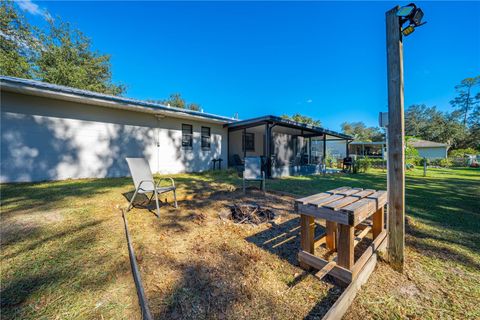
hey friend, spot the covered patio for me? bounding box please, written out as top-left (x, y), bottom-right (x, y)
top-left (225, 115), bottom-right (353, 177)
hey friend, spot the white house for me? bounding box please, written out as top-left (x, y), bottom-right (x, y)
top-left (348, 139), bottom-right (449, 160)
top-left (408, 139), bottom-right (449, 159)
top-left (0, 76), bottom-right (351, 182)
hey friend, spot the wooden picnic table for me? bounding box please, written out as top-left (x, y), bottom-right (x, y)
top-left (294, 186), bottom-right (387, 284)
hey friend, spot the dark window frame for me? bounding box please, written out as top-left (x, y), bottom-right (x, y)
top-left (182, 124), bottom-right (193, 149)
top-left (242, 132), bottom-right (255, 152)
top-left (201, 126), bottom-right (211, 150)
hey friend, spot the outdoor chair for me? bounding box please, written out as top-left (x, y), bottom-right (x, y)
top-left (231, 154), bottom-right (244, 174)
top-left (243, 156), bottom-right (266, 193)
top-left (125, 157), bottom-right (177, 218)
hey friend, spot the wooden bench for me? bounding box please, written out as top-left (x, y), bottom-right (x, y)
top-left (294, 186), bottom-right (387, 284)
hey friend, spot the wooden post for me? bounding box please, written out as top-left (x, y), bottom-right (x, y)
top-left (337, 224), bottom-right (354, 269)
top-left (372, 206), bottom-right (385, 240)
top-left (323, 134), bottom-right (327, 175)
top-left (300, 214), bottom-right (315, 270)
top-left (326, 221), bottom-right (337, 251)
top-left (386, 6), bottom-right (405, 272)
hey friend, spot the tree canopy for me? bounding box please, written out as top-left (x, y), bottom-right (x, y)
top-left (404, 75), bottom-right (479, 151)
top-left (281, 113), bottom-right (321, 126)
top-left (147, 93), bottom-right (202, 111)
top-left (340, 122), bottom-right (384, 142)
top-left (1, 0), bottom-right (125, 95)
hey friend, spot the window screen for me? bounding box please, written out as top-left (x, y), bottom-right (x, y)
top-left (201, 126), bottom-right (211, 149)
top-left (182, 124), bottom-right (193, 148)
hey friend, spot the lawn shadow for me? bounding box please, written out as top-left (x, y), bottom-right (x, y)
top-left (246, 217), bottom-right (342, 318)
top-left (1, 218), bottom-right (130, 319)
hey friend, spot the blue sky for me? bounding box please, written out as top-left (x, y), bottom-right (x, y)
top-left (19, 1), bottom-right (480, 131)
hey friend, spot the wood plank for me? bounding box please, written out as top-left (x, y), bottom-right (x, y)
top-left (299, 214), bottom-right (315, 270)
top-left (321, 249), bottom-right (379, 320)
top-left (297, 251), bottom-right (352, 283)
top-left (338, 188), bottom-right (363, 196)
top-left (326, 187), bottom-right (351, 194)
top-left (341, 198), bottom-right (375, 215)
top-left (367, 190), bottom-right (388, 208)
top-left (314, 233), bottom-right (327, 249)
top-left (341, 198), bottom-right (377, 226)
top-left (323, 196), bottom-right (360, 210)
top-left (355, 221), bottom-right (372, 230)
top-left (372, 207), bottom-right (385, 239)
top-left (296, 203), bottom-right (350, 225)
top-left (352, 230), bottom-right (387, 278)
top-left (351, 189), bottom-right (375, 198)
top-left (337, 224), bottom-right (354, 269)
top-left (326, 221), bottom-right (337, 251)
top-left (386, 5), bottom-right (405, 273)
top-left (309, 194), bottom-right (345, 207)
top-left (315, 261), bottom-right (337, 281)
top-left (354, 226), bottom-right (372, 247)
top-left (295, 192), bottom-right (331, 205)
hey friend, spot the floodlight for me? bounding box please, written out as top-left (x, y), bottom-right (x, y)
top-left (396, 3), bottom-right (426, 37)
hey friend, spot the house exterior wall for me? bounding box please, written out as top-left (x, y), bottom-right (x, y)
top-left (228, 129), bottom-right (265, 160)
top-left (415, 146), bottom-right (447, 159)
top-left (1, 91), bottom-right (227, 182)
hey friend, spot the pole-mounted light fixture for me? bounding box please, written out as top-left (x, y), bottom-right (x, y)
top-left (396, 3), bottom-right (426, 36)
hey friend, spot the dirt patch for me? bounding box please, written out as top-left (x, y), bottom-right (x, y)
top-left (1, 209), bottom-right (64, 245)
top-left (221, 202), bottom-right (276, 224)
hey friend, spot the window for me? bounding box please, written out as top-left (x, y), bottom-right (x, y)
top-left (242, 132), bottom-right (255, 152)
top-left (182, 124), bottom-right (193, 148)
top-left (201, 126), bottom-right (211, 149)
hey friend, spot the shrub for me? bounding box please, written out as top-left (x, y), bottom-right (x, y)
top-left (449, 157), bottom-right (469, 167)
top-left (429, 158), bottom-right (452, 167)
top-left (356, 157), bottom-right (372, 173)
top-left (449, 148), bottom-right (478, 157)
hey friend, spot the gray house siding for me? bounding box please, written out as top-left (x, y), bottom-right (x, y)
top-left (416, 147), bottom-right (447, 159)
top-left (1, 91), bottom-right (227, 182)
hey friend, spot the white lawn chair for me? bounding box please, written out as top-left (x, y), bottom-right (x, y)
top-left (243, 156), bottom-right (266, 193)
top-left (125, 157), bottom-right (177, 218)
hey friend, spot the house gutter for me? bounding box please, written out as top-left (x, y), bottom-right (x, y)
top-left (0, 77), bottom-right (234, 125)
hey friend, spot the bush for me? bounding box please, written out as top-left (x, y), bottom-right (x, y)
top-left (449, 148), bottom-right (478, 157)
top-left (429, 158), bottom-right (452, 167)
top-left (449, 157), bottom-right (469, 167)
top-left (355, 157), bottom-right (372, 173)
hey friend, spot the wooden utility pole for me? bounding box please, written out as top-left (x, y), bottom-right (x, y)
top-left (386, 6), bottom-right (405, 272)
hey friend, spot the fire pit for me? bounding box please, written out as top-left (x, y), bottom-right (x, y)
top-left (223, 203), bottom-right (275, 225)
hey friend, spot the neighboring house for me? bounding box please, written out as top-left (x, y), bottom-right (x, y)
top-left (1, 76), bottom-right (351, 182)
top-left (348, 141), bottom-right (386, 158)
top-left (349, 139), bottom-right (449, 160)
top-left (408, 139), bottom-right (449, 159)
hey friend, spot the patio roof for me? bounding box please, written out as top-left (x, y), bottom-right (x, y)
top-left (224, 115), bottom-right (353, 140)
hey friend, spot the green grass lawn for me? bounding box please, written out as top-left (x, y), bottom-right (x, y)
top-left (1, 167), bottom-right (479, 319)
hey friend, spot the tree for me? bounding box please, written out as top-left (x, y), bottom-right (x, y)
top-left (0, 1), bottom-right (125, 95)
top-left (405, 104), bottom-right (467, 149)
top-left (450, 76), bottom-right (480, 126)
top-left (36, 19), bottom-right (125, 95)
top-left (188, 102), bottom-right (201, 111)
top-left (341, 122), bottom-right (384, 141)
top-left (281, 113), bottom-right (321, 126)
top-left (151, 93), bottom-right (202, 111)
top-left (0, 0), bottom-right (36, 78)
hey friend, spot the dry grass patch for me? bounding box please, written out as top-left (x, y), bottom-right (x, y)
top-left (126, 189), bottom-right (344, 319)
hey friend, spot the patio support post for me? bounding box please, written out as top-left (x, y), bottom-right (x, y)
top-left (243, 128), bottom-right (247, 159)
top-left (264, 123), bottom-right (271, 178)
top-left (323, 134), bottom-right (327, 174)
